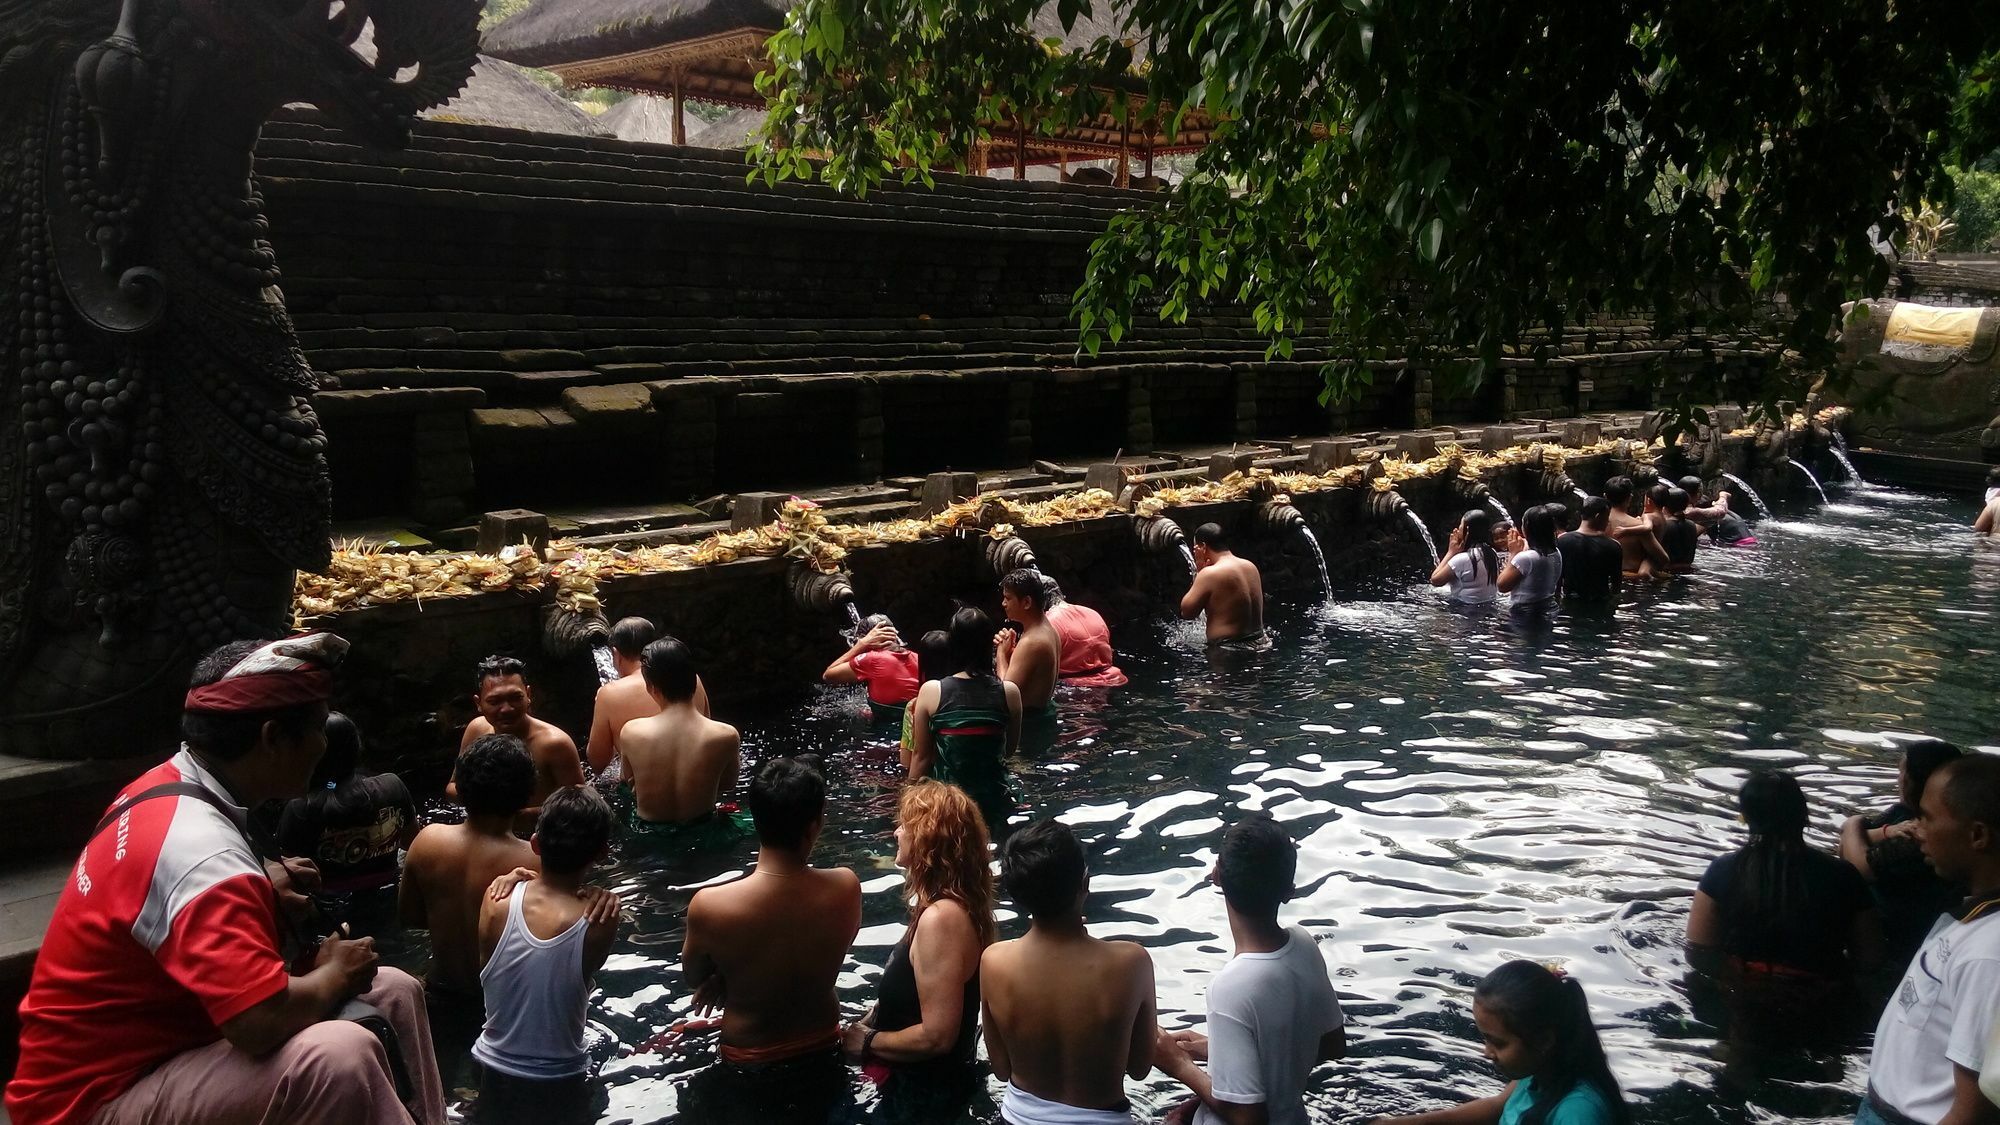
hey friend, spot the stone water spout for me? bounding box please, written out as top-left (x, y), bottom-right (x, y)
top-left (788, 564), bottom-right (857, 615)
top-left (1253, 499), bottom-right (1308, 535)
top-left (1136, 515), bottom-right (1188, 554)
top-left (1368, 488), bottom-right (1411, 522)
top-left (541, 599), bottom-right (617, 686)
top-left (984, 534), bottom-right (1040, 577)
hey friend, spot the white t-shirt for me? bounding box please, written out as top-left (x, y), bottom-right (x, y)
top-left (1507, 548), bottom-right (1563, 608)
top-left (1869, 909), bottom-right (2000, 1122)
top-left (1445, 552), bottom-right (1499, 605)
top-left (1195, 926), bottom-right (1345, 1125)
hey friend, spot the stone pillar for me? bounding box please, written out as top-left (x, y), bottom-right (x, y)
top-left (1233, 365), bottom-right (1259, 441)
top-left (1124, 370), bottom-right (1154, 453)
top-left (1006, 379), bottom-right (1035, 464)
top-left (1499, 371), bottom-right (1519, 421)
top-left (1208, 451), bottom-right (1256, 480)
top-left (731, 492), bottom-right (790, 530)
top-left (919, 472), bottom-right (979, 516)
top-left (477, 509), bottom-right (550, 557)
top-left (1306, 438), bottom-right (1363, 471)
top-left (1411, 368), bottom-right (1434, 429)
top-left (853, 382), bottom-right (884, 481)
top-left (1084, 463), bottom-right (1128, 494)
top-left (1395, 432), bottom-right (1439, 460)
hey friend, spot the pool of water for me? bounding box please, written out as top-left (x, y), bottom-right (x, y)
top-left (415, 480), bottom-right (2000, 1124)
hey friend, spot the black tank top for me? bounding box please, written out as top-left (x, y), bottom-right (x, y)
top-left (876, 911), bottom-right (981, 1065)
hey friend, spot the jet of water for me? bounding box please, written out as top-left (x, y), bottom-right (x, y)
top-left (1828, 434), bottom-right (1862, 484)
top-left (1788, 459), bottom-right (1830, 505)
top-left (1483, 494), bottom-right (1513, 525)
top-left (1403, 509), bottom-right (1442, 566)
top-left (589, 641), bottom-right (619, 687)
top-left (845, 601), bottom-right (865, 630)
top-left (1177, 544), bottom-right (1197, 581)
top-left (1296, 525), bottom-right (1334, 605)
top-left (1719, 472), bottom-right (1773, 519)
top-left (1572, 487), bottom-right (1590, 503)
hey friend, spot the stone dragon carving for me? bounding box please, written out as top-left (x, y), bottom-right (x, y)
top-left (1838, 298), bottom-right (2000, 463)
top-left (0, 0), bottom-right (478, 757)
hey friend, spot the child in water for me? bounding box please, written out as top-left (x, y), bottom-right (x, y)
top-left (1377, 960), bottom-right (1629, 1125)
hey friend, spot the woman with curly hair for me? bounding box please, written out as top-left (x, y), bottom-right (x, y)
top-left (842, 780), bottom-right (997, 1113)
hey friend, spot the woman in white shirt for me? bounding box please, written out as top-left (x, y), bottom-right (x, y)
top-left (1499, 503), bottom-right (1565, 612)
top-left (1430, 509), bottom-right (1500, 605)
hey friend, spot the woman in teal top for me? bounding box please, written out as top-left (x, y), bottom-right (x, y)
top-left (1379, 960), bottom-right (1629, 1125)
top-left (907, 608), bottom-right (1022, 834)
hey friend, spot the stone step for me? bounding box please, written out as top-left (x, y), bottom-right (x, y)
top-left (544, 503), bottom-right (705, 538)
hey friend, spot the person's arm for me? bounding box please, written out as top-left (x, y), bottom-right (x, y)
top-left (1943, 1063), bottom-right (2000, 1125)
top-left (549, 731), bottom-right (587, 791)
top-left (1004, 681), bottom-right (1023, 757)
top-left (1840, 814), bottom-right (1878, 881)
top-left (585, 687), bottom-right (616, 774)
top-left (1179, 570), bottom-right (1211, 619)
top-left (694, 676), bottom-right (712, 718)
top-left (581, 893), bottom-right (622, 977)
top-left (860, 901), bottom-right (979, 1062)
top-left (1319, 1023), bottom-right (1348, 1062)
top-left (1497, 559), bottom-right (1524, 593)
top-left (1373, 1088), bottom-right (1513, 1125)
top-left (1154, 1030), bottom-right (1270, 1125)
top-left (1847, 905), bottom-right (1885, 976)
top-left (716, 728), bottom-right (742, 804)
top-left (909, 682), bottom-right (940, 778)
top-left (1977, 502), bottom-right (1998, 535)
top-left (397, 836), bottom-right (430, 928)
top-left (476, 881), bottom-right (509, 968)
top-left (682, 894), bottom-right (721, 1014)
top-left (1685, 889), bottom-right (1723, 949)
top-left (980, 948), bottom-right (1012, 1083)
top-left (1126, 945), bottom-right (1158, 1081)
top-left (825, 626), bottom-right (891, 684)
top-left (220, 935), bottom-right (377, 1057)
top-left (993, 627), bottom-right (1018, 685)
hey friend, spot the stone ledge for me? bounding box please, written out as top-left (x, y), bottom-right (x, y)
top-left (315, 386), bottom-right (486, 417)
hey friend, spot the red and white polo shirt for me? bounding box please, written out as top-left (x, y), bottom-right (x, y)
top-left (6, 751), bottom-right (289, 1125)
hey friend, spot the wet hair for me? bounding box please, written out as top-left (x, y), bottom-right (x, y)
top-left (1001, 568), bottom-right (1049, 612)
top-left (1938, 754), bottom-right (2000, 838)
top-left (457, 733), bottom-right (535, 817)
top-left (307, 712), bottom-right (364, 791)
top-left (1901, 739), bottom-right (1964, 807)
top-left (640, 636), bottom-right (698, 702)
top-left (1040, 573), bottom-right (1066, 605)
top-left (609, 617), bottom-right (658, 659)
top-left (1193, 523), bottom-right (1228, 551)
top-left (915, 629), bottom-right (952, 682)
top-left (1603, 477), bottom-right (1635, 506)
top-left (1001, 817), bottom-right (1088, 922)
top-left (1678, 476), bottom-right (1706, 498)
top-left (947, 606), bottom-right (999, 676)
top-left (1580, 496), bottom-right (1610, 528)
top-left (1521, 505), bottom-right (1560, 555)
top-left (747, 755), bottom-right (827, 850)
top-left (1475, 961), bottom-right (1630, 1125)
top-left (1722, 770), bottom-right (1815, 966)
top-left (475, 654), bottom-right (529, 694)
top-left (1646, 482), bottom-right (1672, 510)
top-left (1664, 488), bottom-right (1690, 516)
top-left (1989, 467), bottom-right (2000, 488)
top-left (1456, 509), bottom-right (1499, 583)
top-left (536, 786), bottom-right (613, 874)
top-left (863, 613), bottom-right (895, 634)
top-left (897, 780), bottom-right (999, 946)
top-left (181, 640), bottom-right (326, 761)
top-left (1217, 813), bottom-right (1296, 919)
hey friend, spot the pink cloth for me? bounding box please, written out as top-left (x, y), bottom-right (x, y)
top-left (851, 649), bottom-right (921, 706)
top-left (89, 967), bottom-right (444, 1125)
top-left (1047, 603), bottom-right (1127, 687)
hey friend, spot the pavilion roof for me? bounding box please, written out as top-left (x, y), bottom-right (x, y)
top-left (425, 55), bottom-right (611, 136)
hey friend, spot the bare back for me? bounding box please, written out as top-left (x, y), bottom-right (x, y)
top-left (586, 675), bottom-right (655, 774)
top-left (399, 822), bottom-right (537, 995)
top-left (1186, 553), bottom-right (1264, 642)
top-left (1007, 621), bottom-right (1062, 711)
top-left (616, 704), bottom-right (740, 824)
top-left (981, 930), bottom-right (1155, 1109)
top-left (684, 867), bottom-right (862, 1050)
top-left (1607, 508), bottom-right (1658, 573)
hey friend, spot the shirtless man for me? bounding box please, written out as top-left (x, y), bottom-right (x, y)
top-left (1677, 476), bottom-right (1734, 531)
top-left (402, 733), bottom-right (539, 1000)
top-left (616, 637), bottom-right (741, 826)
top-left (451, 656), bottom-right (584, 827)
top-left (995, 568), bottom-right (1061, 713)
top-left (680, 756), bottom-right (862, 1124)
top-left (1657, 488), bottom-right (1701, 572)
top-left (586, 618), bottom-right (713, 775)
top-left (983, 817), bottom-right (1157, 1125)
top-left (1179, 523), bottom-right (1269, 651)
top-left (1603, 476), bottom-right (1668, 580)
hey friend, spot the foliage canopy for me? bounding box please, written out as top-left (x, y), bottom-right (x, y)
top-left (754, 0), bottom-right (2000, 416)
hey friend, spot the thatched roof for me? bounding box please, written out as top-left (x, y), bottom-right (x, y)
top-left (595, 95), bottom-right (680, 144)
top-left (687, 106), bottom-right (766, 149)
top-left (483, 0), bottom-right (789, 76)
top-left (426, 55), bottom-right (609, 136)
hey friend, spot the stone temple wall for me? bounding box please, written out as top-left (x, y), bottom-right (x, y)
top-left (256, 113), bottom-right (1781, 531)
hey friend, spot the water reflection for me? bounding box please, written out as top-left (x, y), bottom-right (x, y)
top-left (417, 485), bottom-right (1996, 1124)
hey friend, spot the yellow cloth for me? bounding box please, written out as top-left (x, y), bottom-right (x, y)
top-left (1883, 302), bottom-right (1983, 350)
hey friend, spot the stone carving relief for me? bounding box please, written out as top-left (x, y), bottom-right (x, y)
top-left (1838, 298), bottom-right (2000, 463)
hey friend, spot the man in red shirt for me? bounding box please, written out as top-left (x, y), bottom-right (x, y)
top-left (7, 634), bottom-right (445, 1125)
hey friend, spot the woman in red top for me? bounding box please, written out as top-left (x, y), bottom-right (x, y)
top-left (824, 616), bottom-right (922, 721)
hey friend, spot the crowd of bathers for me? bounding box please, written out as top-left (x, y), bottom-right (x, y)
top-left (10, 481), bottom-right (2000, 1125)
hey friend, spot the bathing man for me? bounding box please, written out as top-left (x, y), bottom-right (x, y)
top-left (996, 568), bottom-right (1062, 714)
top-left (981, 817), bottom-right (1158, 1125)
top-left (681, 756), bottom-right (862, 1123)
top-left (586, 618), bottom-right (712, 775)
top-left (452, 655), bottom-right (584, 827)
top-left (616, 637), bottom-right (742, 832)
top-left (1603, 477), bottom-right (1668, 580)
top-left (1181, 523), bottom-right (1270, 652)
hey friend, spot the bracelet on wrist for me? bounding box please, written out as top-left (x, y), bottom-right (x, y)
top-left (862, 1026), bottom-right (879, 1059)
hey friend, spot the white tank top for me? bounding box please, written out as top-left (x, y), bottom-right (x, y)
top-left (471, 884), bottom-right (592, 1079)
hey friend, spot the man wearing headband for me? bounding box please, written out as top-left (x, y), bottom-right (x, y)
top-left (8, 635), bottom-right (447, 1125)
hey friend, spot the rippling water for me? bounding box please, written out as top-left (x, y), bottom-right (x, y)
top-left (415, 482), bottom-right (2000, 1124)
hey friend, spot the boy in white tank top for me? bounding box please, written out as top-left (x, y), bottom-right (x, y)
top-left (472, 787), bottom-right (621, 1123)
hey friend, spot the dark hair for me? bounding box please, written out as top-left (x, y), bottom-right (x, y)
top-left (1646, 482), bottom-right (1672, 510)
top-left (1193, 523), bottom-right (1228, 551)
top-left (915, 629), bottom-right (952, 682)
top-left (308, 712), bottom-right (364, 791)
top-left (1664, 487), bottom-right (1690, 515)
top-left (1580, 496), bottom-right (1610, 527)
top-left (640, 636), bottom-right (698, 702)
top-left (747, 755), bottom-right (826, 850)
top-left (1678, 476), bottom-right (1705, 497)
top-left (1218, 813), bottom-right (1295, 918)
top-left (1988, 467), bottom-right (2000, 488)
top-left (947, 606), bottom-right (998, 676)
top-left (180, 640), bottom-right (326, 761)
top-left (475, 654), bottom-right (528, 693)
top-left (1604, 477), bottom-right (1635, 505)
top-left (609, 617), bottom-right (658, 659)
top-left (1723, 770), bottom-right (1814, 968)
top-left (1000, 568), bottom-right (1049, 612)
top-left (1456, 509), bottom-right (1499, 582)
top-left (1476, 962), bottom-right (1629, 1125)
top-left (863, 613), bottom-right (895, 634)
top-left (1902, 739), bottom-right (1964, 807)
top-left (536, 786), bottom-right (613, 874)
top-left (1001, 817), bottom-right (1088, 922)
top-left (457, 733), bottom-right (535, 817)
top-left (1040, 573), bottom-right (1066, 605)
top-left (1521, 504), bottom-right (1560, 555)
top-left (1939, 754), bottom-right (2000, 835)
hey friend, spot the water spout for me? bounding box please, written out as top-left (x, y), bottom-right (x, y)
top-left (1136, 516), bottom-right (1189, 555)
top-left (1402, 509), bottom-right (1442, 567)
top-left (984, 535), bottom-right (1040, 577)
top-left (1829, 433), bottom-right (1862, 483)
top-left (1572, 487), bottom-right (1591, 503)
top-left (1788, 459), bottom-right (1829, 505)
top-left (1719, 472), bottom-right (1773, 519)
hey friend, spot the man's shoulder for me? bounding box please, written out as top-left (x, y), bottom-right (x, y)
top-left (529, 719), bottom-right (577, 752)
